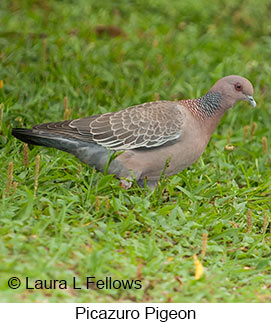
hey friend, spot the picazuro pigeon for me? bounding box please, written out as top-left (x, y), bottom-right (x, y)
top-left (12, 75), bottom-right (256, 188)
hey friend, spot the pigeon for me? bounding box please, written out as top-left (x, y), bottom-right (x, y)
top-left (12, 75), bottom-right (256, 188)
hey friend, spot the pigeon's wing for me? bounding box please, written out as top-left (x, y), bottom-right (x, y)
top-left (33, 101), bottom-right (185, 150)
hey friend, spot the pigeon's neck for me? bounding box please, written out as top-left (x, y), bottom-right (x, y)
top-left (184, 91), bottom-right (226, 120)
top-left (182, 91), bottom-right (235, 136)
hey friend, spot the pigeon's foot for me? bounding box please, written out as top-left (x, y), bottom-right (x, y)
top-left (120, 179), bottom-right (132, 190)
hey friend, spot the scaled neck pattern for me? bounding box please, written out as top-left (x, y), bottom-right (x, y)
top-left (183, 92), bottom-right (223, 120)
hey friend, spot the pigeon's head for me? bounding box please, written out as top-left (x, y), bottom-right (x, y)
top-left (211, 75), bottom-right (256, 109)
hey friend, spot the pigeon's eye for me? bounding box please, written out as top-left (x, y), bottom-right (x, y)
top-left (234, 83), bottom-right (243, 91)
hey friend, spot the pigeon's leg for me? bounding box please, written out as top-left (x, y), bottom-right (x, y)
top-left (148, 181), bottom-right (158, 190)
top-left (120, 178), bottom-right (133, 190)
top-left (136, 178), bottom-right (158, 190)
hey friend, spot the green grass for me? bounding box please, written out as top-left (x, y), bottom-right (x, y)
top-left (0, 0), bottom-right (271, 302)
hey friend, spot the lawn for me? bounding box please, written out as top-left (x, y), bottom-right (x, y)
top-left (0, 0), bottom-right (271, 302)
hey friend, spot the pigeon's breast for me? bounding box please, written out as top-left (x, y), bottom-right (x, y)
top-left (115, 116), bottom-right (210, 181)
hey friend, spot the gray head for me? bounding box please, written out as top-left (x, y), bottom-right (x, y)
top-left (210, 75), bottom-right (256, 109)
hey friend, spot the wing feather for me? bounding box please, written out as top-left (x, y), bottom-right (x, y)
top-left (33, 101), bottom-right (185, 150)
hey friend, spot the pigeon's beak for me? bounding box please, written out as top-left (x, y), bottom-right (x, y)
top-left (246, 95), bottom-right (256, 108)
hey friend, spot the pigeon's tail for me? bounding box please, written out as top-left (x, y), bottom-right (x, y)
top-left (12, 128), bottom-right (81, 153)
top-left (13, 128), bottom-right (48, 146)
top-left (12, 128), bottom-right (122, 175)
